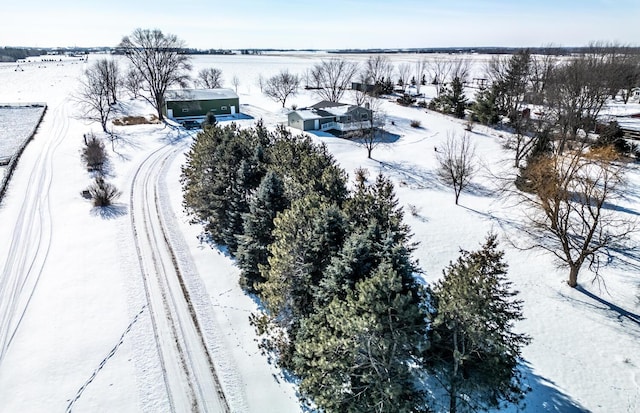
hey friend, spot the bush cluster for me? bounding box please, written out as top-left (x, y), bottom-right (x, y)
top-left (81, 133), bottom-right (120, 207)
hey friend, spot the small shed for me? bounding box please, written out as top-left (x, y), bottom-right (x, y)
top-left (163, 88), bottom-right (239, 120)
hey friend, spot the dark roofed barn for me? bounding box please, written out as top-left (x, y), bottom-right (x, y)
top-left (163, 88), bottom-right (239, 121)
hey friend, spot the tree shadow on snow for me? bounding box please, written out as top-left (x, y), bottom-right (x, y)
top-left (574, 285), bottom-right (640, 328)
top-left (465, 181), bottom-right (496, 198)
top-left (414, 361), bottom-right (587, 413)
top-left (518, 362), bottom-right (590, 413)
top-left (90, 203), bottom-right (128, 220)
top-left (601, 200), bottom-right (640, 217)
top-left (377, 160), bottom-right (441, 190)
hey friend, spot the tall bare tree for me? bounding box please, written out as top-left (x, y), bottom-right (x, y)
top-left (396, 62), bottom-right (412, 90)
top-left (351, 95), bottom-right (386, 159)
top-left (364, 55), bottom-right (394, 84)
top-left (98, 58), bottom-right (120, 105)
top-left (363, 55), bottom-right (394, 95)
top-left (414, 58), bottom-right (428, 95)
top-left (119, 28), bottom-right (192, 121)
top-left (123, 66), bottom-right (144, 99)
top-left (450, 58), bottom-right (471, 85)
top-left (263, 70), bottom-right (300, 107)
top-left (429, 58), bottom-right (454, 97)
top-left (518, 146), bottom-right (634, 287)
top-left (309, 58), bottom-right (359, 103)
top-left (75, 58), bottom-right (118, 133)
top-left (436, 131), bottom-right (477, 205)
top-left (545, 55), bottom-right (610, 154)
top-left (528, 53), bottom-right (556, 105)
top-left (232, 75), bottom-right (240, 92)
top-left (195, 67), bottom-right (223, 88)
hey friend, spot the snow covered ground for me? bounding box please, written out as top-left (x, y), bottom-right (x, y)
top-left (0, 52), bottom-right (638, 412)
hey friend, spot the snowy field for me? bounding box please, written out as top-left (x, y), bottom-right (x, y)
top-left (0, 52), bottom-right (638, 412)
top-left (0, 105), bottom-right (45, 158)
top-left (0, 104), bottom-right (46, 184)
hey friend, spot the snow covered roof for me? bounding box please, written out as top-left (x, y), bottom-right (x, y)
top-left (290, 101), bottom-right (368, 120)
top-left (292, 109), bottom-right (323, 120)
top-left (310, 101), bottom-right (347, 110)
top-left (165, 88), bottom-right (238, 102)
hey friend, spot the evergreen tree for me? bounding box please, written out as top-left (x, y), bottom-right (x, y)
top-left (294, 260), bottom-right (427, 413)
top-left (426, 234), bottom-right (530, 413)
top-left (182, 123), bottom-right (270, 250)
top-left (594, 120), bottom-right (632, 155)
top-left (343, 173), bottom-right (412, 244)
top-left (471, 84), bottom-right (500, 125)
top-left (258, 194), bottom-right (347, 367)
top-left (236, 171), bottom-right (289, 292)
top-left (450, 77), bottom-right (468, 119)
top-left (267, 128), bottom-right (348, 204)
top-left (223, 159), bottom-right (254, 254)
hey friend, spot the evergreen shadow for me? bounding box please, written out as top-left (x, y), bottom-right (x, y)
top-left (519, 362), bottom-right (590, 413)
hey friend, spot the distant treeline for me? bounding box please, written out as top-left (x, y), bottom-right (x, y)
top-left (0, 47), bottom-right (49, 62)
top-left (330, 46), bottom-right (640, 55)
top-left (5, 45), bottom-right (640, 59)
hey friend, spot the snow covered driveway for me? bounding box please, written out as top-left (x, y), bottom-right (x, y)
top-left (130, 142), bottom-right (230, 413)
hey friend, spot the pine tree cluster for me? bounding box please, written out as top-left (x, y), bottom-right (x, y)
top-left (181, 122), bottom-right (530, 413)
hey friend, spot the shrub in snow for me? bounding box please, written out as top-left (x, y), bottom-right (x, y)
top-left (410, 119), bottom-right (421, 128)
top-left (89, 177), bottom-right (120, 207)
top-left (81, 132), bottom-right (107, 173)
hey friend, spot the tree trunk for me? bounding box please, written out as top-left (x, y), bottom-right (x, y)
top-left (449, 382), bottom-right (457, 413)
top-left (568, 265), bottom-right (579, 287)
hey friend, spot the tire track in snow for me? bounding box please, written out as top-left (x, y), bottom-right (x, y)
top-left (130, 142), bottom-right (230, 413)
top-left (0, 103), bottom-right (69, 365)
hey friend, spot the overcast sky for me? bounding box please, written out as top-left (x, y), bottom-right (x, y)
top-left (2, 0), bottom-right (639, 49)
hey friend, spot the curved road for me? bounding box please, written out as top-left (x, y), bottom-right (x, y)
top-left (130, 141), bottom-right (230, 413)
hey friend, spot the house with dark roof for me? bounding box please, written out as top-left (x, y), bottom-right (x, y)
top-left (162, 88), bottom-right (239, 121)
top-left (287, 101), bottom-right (374, 135)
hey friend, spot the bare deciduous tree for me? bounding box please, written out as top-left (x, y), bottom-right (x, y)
top-left (232, 75), bottom-right (240, 92)
top-left (350, 96), bottom-right (386, 159)
top-left (450, 58), bottom-right (471, 85)
top-left (123, 66), bottom-right (144, 99)
top-left (256, 74), bottom-right (265, 93)
top-left (263, 70), bottom-right (301, 107)
top-left (364, 55), bottom-right (394, 85)
top-left (196, 67), bottom-right (223, 88)
top-left (436, 131), bottom-right (477, 205)
top-left (545, 55), bottom-right (610, 154)
top-left (518, 146), bottom-right (635, 287)
top-left (429, 58), bottom-right (453, 97)
top-left (119, 28), bottom-right (192, 121)
top-left (309, 58), bottom-right (359, 103)
top-left (75, 59), bottom-right (117, 133)
top-left (99, 58), bottom-right (120, 105)
top-left (351, 72), bottom-right (372, 106)
top-left (527, 49), bottom-right (558, 105)
top-left (396, 62), bottom-right (412, 89)
top-left (414, 58), bottom-right (428, 95)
